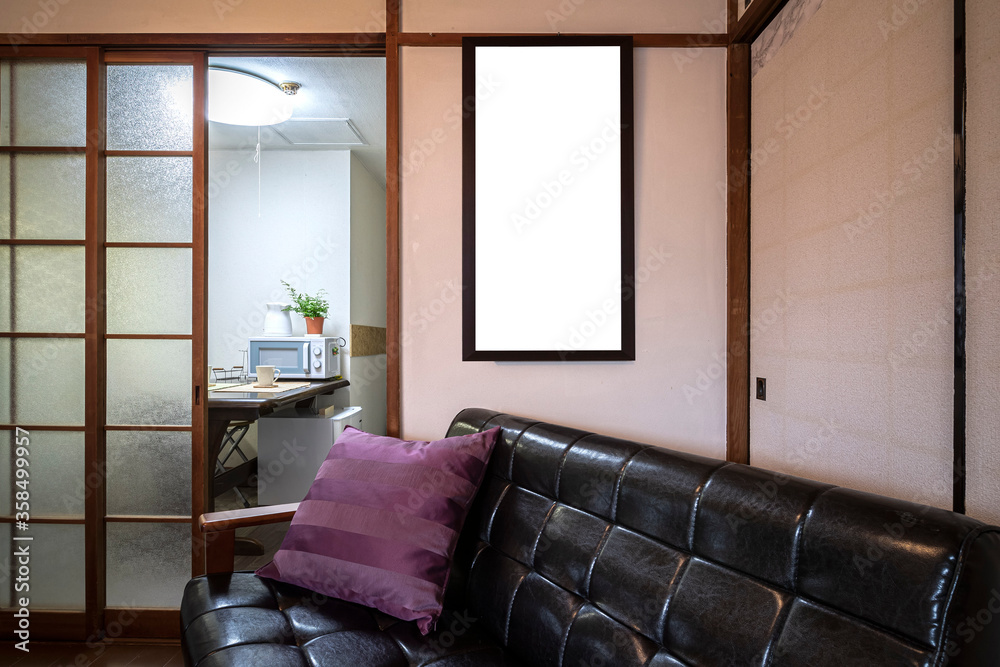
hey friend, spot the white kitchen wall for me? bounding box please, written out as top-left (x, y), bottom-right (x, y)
top-left (207, 149), bottom-right (353, 454)
top-left (207, 149), bottom-right (352, 372)
top-left (349, 153), bottom-right (388, 435)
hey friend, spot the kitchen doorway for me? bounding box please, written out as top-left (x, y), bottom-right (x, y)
top-left (206, 56), bottom-right (387, 546)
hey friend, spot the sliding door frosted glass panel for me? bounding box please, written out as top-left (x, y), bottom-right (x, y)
top-left (0, 59), bottom-right (87, 147)
top-left (106, 65), bottom-right (193, 151)
top-left (0, 523), bottom-right (7, 608)
top-left (0, 154), bottom-right (87, 240)
top-left (0, 523), bottom-right (85, 609)
top-left (0, 248), bottom-right (8, 331)
top-left (0, 246), bottom-right (86, 333)
top-left (106, 522), bottom-right (191, 608)
top-left (107, 248), bottom-right (192, 335)
top-left (107, 157), bottom-right (193, 243)
top-left (106, 339), bottom-right (191, 426)
top-left (0, 338), bottom-right (85, 425)
top-left (0, 431), bottom-right (84, 517)
top-left (106, 431), bottom-right (191, 516)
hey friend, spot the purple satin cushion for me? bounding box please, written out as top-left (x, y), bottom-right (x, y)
top-left (256, 425), bottom-right (500, 634)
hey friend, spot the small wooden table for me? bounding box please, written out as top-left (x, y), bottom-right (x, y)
top-left (206, 378), bottom-right (350, 510)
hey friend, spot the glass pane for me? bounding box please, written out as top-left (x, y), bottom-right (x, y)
top-left (0, 153), bottom-right (87, 240)
top-left (107, 65), bottom-right (193, 151)
top-left (107, 339), bottom-right (191, 426)
top-left (0, 340), bottom-right (7, 421)
top-left (0, 246), bottom-right (86, 333)
top-left (0, 249), bottom-right (6, 332)
top-left (0, 338), bottom-right (85, 425)
top-left (106, 522), bottom-right (190, 608)
top-left (0, 431), bottom-right (84, 517)
top-left (107, 157), bottom-right (193, 243)
top-left (107, 431), bottom-right (191, 516)
top-left (0, 523), bottom-right (85, 609)
top-left (0, 59), bottom-right (87, 147)
top-left (107, 248), bottom-right (192, 335)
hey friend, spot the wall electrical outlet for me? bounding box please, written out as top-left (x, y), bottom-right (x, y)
top-left (756, 377), bottom-right (766, 401)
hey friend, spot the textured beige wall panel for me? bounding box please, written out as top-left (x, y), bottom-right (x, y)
top-left (750, 0), bottom-right (955, 508)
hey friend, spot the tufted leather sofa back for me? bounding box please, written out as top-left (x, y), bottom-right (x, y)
top-left (446, 409), bottom-right (1000, 667)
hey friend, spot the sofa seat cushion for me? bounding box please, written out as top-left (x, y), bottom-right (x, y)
top-left (181, 572), bottom-right (525, 667)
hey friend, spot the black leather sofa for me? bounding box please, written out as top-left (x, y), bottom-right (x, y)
top-left (182, 408), bottom-right (1000, 666)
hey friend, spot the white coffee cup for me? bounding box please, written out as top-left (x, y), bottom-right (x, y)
top-left (256, 365), bottom-right (281, 387)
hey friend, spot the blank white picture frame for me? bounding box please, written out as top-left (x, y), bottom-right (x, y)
top-left (462, 36), bottom-right (635, 361)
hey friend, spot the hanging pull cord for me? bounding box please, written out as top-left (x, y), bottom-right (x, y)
top-left (254, 125), bottom-right (262, 218)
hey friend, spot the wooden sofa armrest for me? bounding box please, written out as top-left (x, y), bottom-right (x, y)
top-left (198, 503), bottom-right (299, 574)
top-left (199, 503), bottom-right (300, 532)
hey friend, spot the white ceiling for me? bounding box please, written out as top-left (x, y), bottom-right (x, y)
top-left (207, 56), bottom-right (387, 186)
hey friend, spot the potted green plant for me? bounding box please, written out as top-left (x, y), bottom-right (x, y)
top-left (281, 280), bottom-right (329, 335)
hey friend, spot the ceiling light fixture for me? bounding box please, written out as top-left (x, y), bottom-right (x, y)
top-left (208, 67), bottom-right (299, 126)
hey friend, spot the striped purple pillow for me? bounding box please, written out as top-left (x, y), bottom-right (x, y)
top-left (256, 425), bottom-right (500, 634)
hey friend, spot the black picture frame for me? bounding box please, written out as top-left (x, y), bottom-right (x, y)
top-left (462, 35), bottom-right (636, 362)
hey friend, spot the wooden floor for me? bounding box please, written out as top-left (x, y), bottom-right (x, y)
top-left (0, 641), bottom-right (182, 666)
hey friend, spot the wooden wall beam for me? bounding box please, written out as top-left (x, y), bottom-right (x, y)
top-left (84, 45), bottom-right (108, 641)
top-left (397, 32), bottom-right (727, 47)
top-left (726, 43), bottom-right (751, 465)
top-left (2, 32), bottom-right (385, 51)
top-left (386, 1), bottom-right (402, 437)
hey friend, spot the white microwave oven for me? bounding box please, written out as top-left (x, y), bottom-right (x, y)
top-left (248, 336), bottom-right (343, 380)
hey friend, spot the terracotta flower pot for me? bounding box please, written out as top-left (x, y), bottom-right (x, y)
top-left (305, 316), bottom-right (325, 335)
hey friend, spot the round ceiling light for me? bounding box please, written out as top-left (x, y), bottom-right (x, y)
top-left (208, 68), bottom-right (296, 126)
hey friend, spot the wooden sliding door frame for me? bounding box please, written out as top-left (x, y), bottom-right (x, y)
top-left (727, 0), bottom-right (970, 514)
top-left (724, 0), bottom-right (791, 465)
top-left (0, 44), bottom-right (101, 642)
top-left (0, 39), bottom-right (391, 641)
top-left (99, 50), bottom-right (206, 639)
